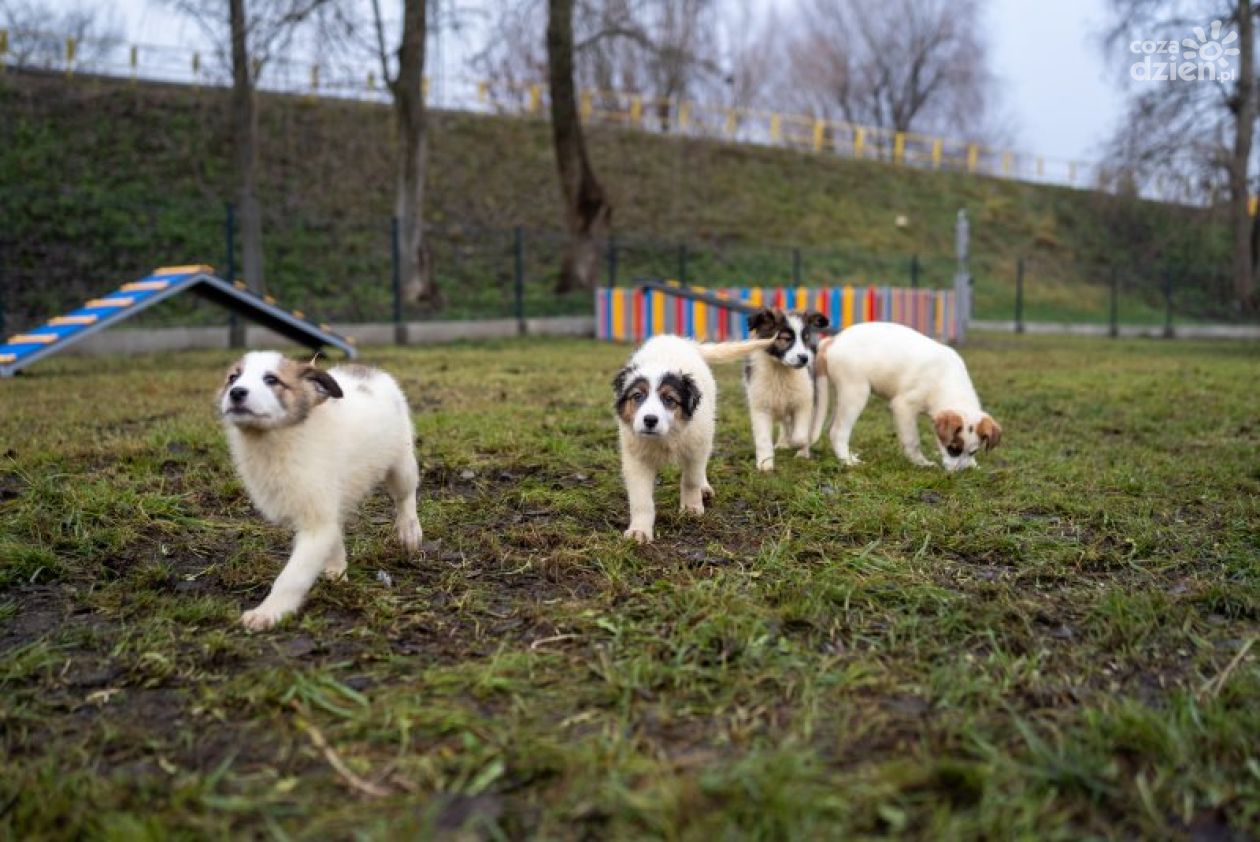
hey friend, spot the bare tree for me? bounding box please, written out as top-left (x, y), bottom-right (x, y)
top-left (229, 0), bottom-right (263, 348)
top-left (0, 1), bottom-right (120, 67)
top-left (371, 0), bottom-right (438, 306)
top-left (784, 0), bottom-right (995, 140)
top-left (469, 0), bottom-right (547, 109)
top-left (713, 2), bottom-right (781, 112)
top-left (474, 0), bottom-right (726, 128)
top-left (1106, 1), bottom-right (1258, 311)
top-left (167, 0), bottom-right (330, 344)
top-left (548, 0), bottom-right (612, 292)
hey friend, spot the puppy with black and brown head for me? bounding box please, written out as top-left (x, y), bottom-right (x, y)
top-left (613, 334), bottom-right (771, 543)
top-left (218, 351), bottom-right (423, 630)
top-left (743, 307), bottom-right (830, 471)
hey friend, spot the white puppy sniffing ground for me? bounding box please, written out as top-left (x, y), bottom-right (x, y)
top-left (613, 335), bottom-right (771, 543)
top-left (810, 322), bottom-right (1002, 472)
top-left (218, 351), bottom-right (422, 630)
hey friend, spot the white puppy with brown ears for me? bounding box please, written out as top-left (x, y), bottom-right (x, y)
top-left (218, 351), bottom-right (423, 630)
top-left (613, 335), bottom-right (770, 543)
top-left (810, 322), bottom-right (1002, 472)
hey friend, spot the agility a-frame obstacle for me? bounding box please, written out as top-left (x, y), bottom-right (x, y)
top-left (0, 265), bottom-right (357, 377)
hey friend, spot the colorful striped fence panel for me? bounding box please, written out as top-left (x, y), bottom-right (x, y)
top-left (594, 283), bottom-right (960, 344)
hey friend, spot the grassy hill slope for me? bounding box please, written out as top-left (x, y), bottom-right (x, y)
top-left (0, 71), bottom-right (1233, 328)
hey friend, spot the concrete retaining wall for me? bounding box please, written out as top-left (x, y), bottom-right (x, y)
top-left (971, 320), bottom-right (1260, 340)
top-left (65, 316), bottom-right (595, 356)
top-left (45, 315), bottom-right (1260, 357)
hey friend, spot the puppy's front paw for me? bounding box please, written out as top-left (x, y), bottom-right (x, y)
top-left (701, 484), bottom-right (714, 503)
top-left (623, 528), bottom-right (653, 544)
top-left (241, 606), bottom-right (288, 631)
top-left (839, 453), bottom-right (862, 466)
top-left (794, 448), bottom-right (811, 460)
top-left (680, 501), bottom-right (704, 516)
top-left (909, 456), bottom-right (936, 469)
top-left (757, 458), bottom-right (775, 473)
top-left (396, 516), bottom-right (423, 552)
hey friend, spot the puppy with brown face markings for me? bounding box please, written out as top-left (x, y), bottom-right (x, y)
top-left (612, 334), bottom-right (771, 543)
top-left (809, 322), bottom-right (1002, 472)
top-left (744, 308), bottom-right (830, 471)
top-left (218, 351), bottom-right (423, 630)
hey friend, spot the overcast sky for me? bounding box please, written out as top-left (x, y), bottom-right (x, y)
top-left (106, 0), bottom-right (1128, 165)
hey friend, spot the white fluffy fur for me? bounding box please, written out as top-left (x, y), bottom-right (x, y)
top-left (615, 335), bottom-right (768, 543)
top-left (809, 322), bottom-right (1001, 472)
top-left (220, 351), bottom-right (422, 629)
top-left (745, 314), bottom-right (817, 472)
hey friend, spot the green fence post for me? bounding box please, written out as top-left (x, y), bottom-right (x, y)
top-left (0, 237), bottom-right (6, 337)
top-left (678, 243), bottom-right (687, 285)
top-left (607, 234), bottom-right (617, 288)
top-left (514, 226), bottom-right (526, 336)
top-left (391, 217), bottom-right (404, 345)
top-left (910, 254), bottom-right (920, 288)
top-left (225, 203), bottom-right (242, 348)
top-left (1015, 257), bottom-right (1025, 334)
top-left (792, 248), bottom-right (802, 287)
top-left (1162, 270), bottom-right (1174, 339)
top-left (1109, 267), bottom-right (1119, 338)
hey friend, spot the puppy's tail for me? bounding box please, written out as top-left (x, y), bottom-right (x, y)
top-left (697, 337), bottom-right (772, 364)
top-left (808, 335), bottom-right (835, 445)
top-left (808, 371), bottom-right (830, 446)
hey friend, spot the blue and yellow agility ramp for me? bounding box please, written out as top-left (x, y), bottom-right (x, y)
top-left (0, 264), bottom-right (357, 377)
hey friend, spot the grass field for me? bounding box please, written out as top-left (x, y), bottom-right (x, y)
top-left (1, 334), bottom-right (1258, 838)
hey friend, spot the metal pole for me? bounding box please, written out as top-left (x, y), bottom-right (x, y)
top-left (910, 254), bottom-right (920, 288)
top-left (607, 234), bottom-right (617, 288)
top-left (793, 248), bottom-right (802, 287)
top-left (225, 202), bottom-right (241, 348)
top-left (953, 209), bottom-right (971, 343)
top-left (0, 237), bottom-right (6, 338)
top-left (1162, 269), bottom-right (1174, 339)
top-left (514, 225), bottom-right (526, 336)
top-left (1109, 266), bottom-right (1119, 338)
top-left (677, 243), bottom-right (687, 285)
top-left (1015, 257), bottom-right (1025, 334)
top-left (391, 217), bottom-right (404, 345)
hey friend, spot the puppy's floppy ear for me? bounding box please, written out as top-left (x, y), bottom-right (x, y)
top-left (612, 365), bottom-right (634, 397)
top-left (933, 410), bottom-right (964, 448)
top-left (676, 373), bottom-right (702, 417)
top-left (977, 414), bottom-right (1002, 451)
top-left (301, 366), bottom-right (343, 400)
top-left (806, 311), bottom-right (830, 330)
top-left (748, 308), bottom-right (777, 337)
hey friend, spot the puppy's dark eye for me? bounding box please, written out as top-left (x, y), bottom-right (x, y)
top-left (263, 374), bottom-right (279, 387)
top-left (661, 395), bottom-right (677, 409)
top-left (632, 392), bottom-right (646, 404)
top-left (227, 372), bottom-right (240, 384)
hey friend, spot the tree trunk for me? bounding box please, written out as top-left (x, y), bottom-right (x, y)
top-left (1229, 0), bottom-right (1256, 312)
top-left (391, 0), bottom-right (437, 307)
top-left (547, 0), bottom-right (612, 293)
top-left (230, 0), bottom-right (263, 347)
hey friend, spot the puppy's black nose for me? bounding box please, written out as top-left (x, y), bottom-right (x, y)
top-left (229, 387), bottom-right (248, 403)
top-left (947, 445), bottom-right (963, 457)
top-left (643, 414), bottom-right (659, 429)
top-left (795, 354), bottom-right (809, 366)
